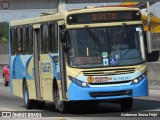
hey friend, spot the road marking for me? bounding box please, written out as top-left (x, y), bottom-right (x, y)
top-left (0, 106), bottom-right (16, 111)
top-left (149, 90), bottom-right (160, 91)
top-left (145, 109), bottom-right (160, 111)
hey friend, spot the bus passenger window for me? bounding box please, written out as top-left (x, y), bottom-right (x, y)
top-left (41, 24), bottom-right (49, 54)
top-left (49, 23), bottom-right (58, 53)
top-left (22, 27), bottom-right (27, 54)
top-left (28, 26), bottom-right (33, 54)
top-left (11, 28), bottom-right (17, 55)
top-left (17, 27), bottom-right (23, 54)
top-left (26, 27), bottom-right (29, 54)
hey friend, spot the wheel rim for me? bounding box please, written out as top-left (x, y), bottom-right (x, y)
top-left (56, 90), bottom-right (60, 99)
top-left (24, 86), bottom-right (28, 105)
top-left (56, 89), bottom-right (62, 111)
top-left (54, 86), bottom-right (61, 108)
top-left (56, 89), bottom-right (60, 103)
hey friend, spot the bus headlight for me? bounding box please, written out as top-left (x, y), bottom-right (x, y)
top-left (133, 72), bottom-right (147, 84)
top-left (82, 82), bottom-right (87, 87)
top-left (68, 75), bottom-right (90, 88)
top-left (133, 79), bottom-right (139, 84)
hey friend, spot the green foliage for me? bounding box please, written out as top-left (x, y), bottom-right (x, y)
top-left (0, 22), bottom-right (9, 44)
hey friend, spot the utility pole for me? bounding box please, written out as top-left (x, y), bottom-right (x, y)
top-left (13, 11), bottom-right (15, 20)
top-left (147, 2), bottom-right (152, 53)
top-left (58, 0), bottom-right (66, 12)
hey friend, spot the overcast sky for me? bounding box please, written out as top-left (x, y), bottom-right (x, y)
top-left (0, 2), bottom-right (160, 22)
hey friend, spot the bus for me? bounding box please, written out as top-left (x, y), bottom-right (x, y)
top-left (9, 6), bottom-right (148, 112)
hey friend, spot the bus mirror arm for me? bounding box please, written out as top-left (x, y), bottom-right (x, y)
top-left (60, 25), bottom-right (67, 43)
top-left (60, 30), bottom-right (66, 43)
top-left (60, 30), bottom-right (68, 53)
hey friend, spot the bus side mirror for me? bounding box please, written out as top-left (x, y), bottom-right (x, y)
top-left (60, 25), bottom-right (67, 43)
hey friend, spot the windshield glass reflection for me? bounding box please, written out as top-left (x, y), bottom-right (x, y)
top-left (66, 25), bottom-right (145, 68)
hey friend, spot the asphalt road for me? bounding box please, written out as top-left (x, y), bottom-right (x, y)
top-left (0, 79), bottom-right (160, 120)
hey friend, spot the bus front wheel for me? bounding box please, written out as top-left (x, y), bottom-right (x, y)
top-left (120, 97), bottom-right (133, 110)
top-left (23, 81), bottom-right (34, 109)
top-left (53, 83), bottom-right (68, 113)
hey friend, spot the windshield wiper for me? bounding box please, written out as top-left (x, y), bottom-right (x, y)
top-left (85, 27), bottom-right (102, 51)
top-left (85, 27), bottom-right (104, 52)
top-left (113, 23), bottom-right (126, 50)
top-left (85, 27), bottom-right (101, 45)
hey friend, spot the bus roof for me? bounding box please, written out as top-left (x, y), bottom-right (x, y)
top-left (10, 7), bottom-right (140, 27)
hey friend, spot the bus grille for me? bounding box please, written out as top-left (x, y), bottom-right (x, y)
top-left (89, 90), bottom-right (132, 98)
top-left (82, 68), bottom-right (135, 76)
top-left (88, 80), bottom-right (132, 85)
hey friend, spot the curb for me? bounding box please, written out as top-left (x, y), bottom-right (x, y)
top-left (149, 86), bottom-right (160, 90)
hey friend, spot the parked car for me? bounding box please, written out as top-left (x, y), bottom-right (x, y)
top-left (2, 65), bottom-right (10, 86)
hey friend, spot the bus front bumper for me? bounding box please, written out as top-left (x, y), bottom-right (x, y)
top-left (68, 78), bottom-right (148, 101)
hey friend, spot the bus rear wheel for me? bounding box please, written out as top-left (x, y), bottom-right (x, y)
top-left (37, 101), bottom-right (45, 109)
top-left (23, 81), bottom-right (34, 109)
top-left (120, 97), bottom-right (133, 110)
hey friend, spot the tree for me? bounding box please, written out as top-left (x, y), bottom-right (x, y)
top-left (0, 22), bottom-right (9, 44)
top-left (0, 37), bottom-right (8, 44)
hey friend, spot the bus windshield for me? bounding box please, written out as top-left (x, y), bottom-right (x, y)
top-left (66, 25), bottom-right (145, 68)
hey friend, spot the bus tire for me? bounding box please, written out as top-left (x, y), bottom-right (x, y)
top-left (120, 97), bottom-right (133, 110)
top-left (23, 81), bottom-right (34, 109)
top-left (37, 101), bottom-right (45, 109)
top-left (59, 101), bottom-right (69, 113)
top-left (53, 82), bottom-right (68, 113)
top-left (81, 100), bottom-right (99, 106)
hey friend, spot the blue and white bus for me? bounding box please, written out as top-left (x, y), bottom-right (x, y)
top-left (9, 6), bottom-right (148, 112)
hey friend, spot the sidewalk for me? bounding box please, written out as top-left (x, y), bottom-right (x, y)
top-left (149, 86), bottom-right (160, 90)
top-left (0, 78), bottom-right (3, 83)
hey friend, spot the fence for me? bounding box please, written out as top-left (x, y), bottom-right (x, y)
top-left (151, 33), bottom-right (160, 51)
top-left (147, 62), bottom-right (160, 87)
top-left (0, 44), bottom-right (8, 78)
top-left (0, 44), bottom-right (8, 63)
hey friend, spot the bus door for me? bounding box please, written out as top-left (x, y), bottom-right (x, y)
top-left (33, 25), bottom-right (41, 99)
top-left (40, 23), bottom-right (54, 101)
top-left (59, 24), bottom-right (67, 100)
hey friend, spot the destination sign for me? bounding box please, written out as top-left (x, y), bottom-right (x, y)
top-left (67, 10), bottom-right (141, 24)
